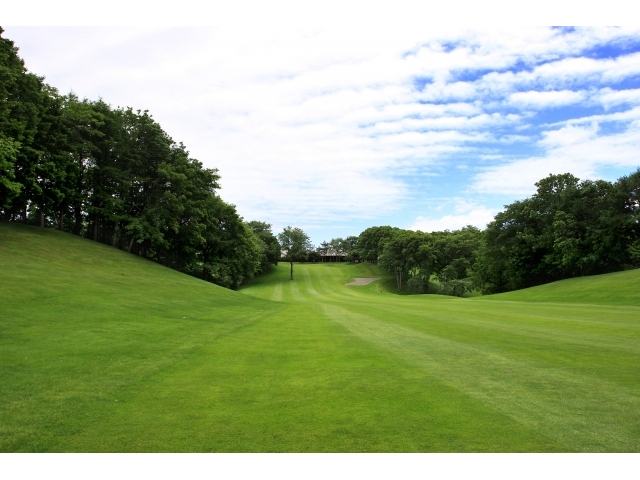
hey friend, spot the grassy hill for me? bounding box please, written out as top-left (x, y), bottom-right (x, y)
top-left (480, 268), bottom-right (640, 306)
top-left (1, 222), bottom-right (639, 452)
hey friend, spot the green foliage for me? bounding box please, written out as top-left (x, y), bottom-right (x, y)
top-left (0, 136), bottom-right (21, 207)
top-left (0, 29), bottom-right (266, 290)
top-left (354, 225), bottom-right (400, 262)
top-left (379, 230), bottom-right (425, 291)
top-left (357, 171), bottom-right (639, 297)
top-left (278, 226), bottom-right (313, 279)
top-left (474, 171), bottom-right (640, 293)
top-left (371, 226), bottom-right (481, 296)
top-left (247, 220), bottom-right (281, 272)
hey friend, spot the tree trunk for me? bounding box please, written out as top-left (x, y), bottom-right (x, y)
top-left (290, 261), bottom-right (294, 280)
top-left (74, 203), bottom-right (82, 235)
top-left (93, 215), bottom-right (99, 241)
top-left (396, 270), bottom-right (403, 291)
top-left (58, 212), bottom-right (64, 231)
top-left (112, 221), bottom-right (119, 247)
top-left (22, 205), bottom-right (27, 224)
top-left (39, 210), bottom-right (44, 227)
top-left (128, 237), bottom-right (135, 253)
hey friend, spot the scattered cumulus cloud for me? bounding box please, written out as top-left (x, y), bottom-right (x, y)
top-left (410, 199), bottom-right (496, 232)
top-left (597, 88), bottom-right (640, 109)
top-left (508, 90), bottom-right (586, 109)
top-left (471, 122), bottom-right (640, 195)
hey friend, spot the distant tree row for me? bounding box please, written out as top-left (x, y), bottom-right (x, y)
top-left (349, 170), bottom-right (640, 295)
top-left (0, 28), bottom-right (279, 289)
top-left (352, 225), bottom-right (482, 295)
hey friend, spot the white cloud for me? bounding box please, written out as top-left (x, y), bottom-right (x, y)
top-left (508, 90), bottom-right (585, 109)
top-left (410, 207), bottom-right (496, 232)
top-left (538, 123), bottom-right (599, 147)
top-left (597, 88), bottom-right (640, 109)
top-left (471, 122), bottom-right (640, 195)
top-left (498, 134), bottom-right (530, 143)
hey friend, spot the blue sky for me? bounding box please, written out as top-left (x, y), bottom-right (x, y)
top-left (4, 26), bottom-right (640, 245)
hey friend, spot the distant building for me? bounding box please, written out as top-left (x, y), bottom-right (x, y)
top-left (280, 248), bottom-right (350, 262)
top-left (318, 249), bottom-right (346, 262)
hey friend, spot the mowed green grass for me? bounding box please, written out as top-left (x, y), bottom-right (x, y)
top-left (1, 223), bottom-right (639, 452)
top-left (488, 268), bottom-right (640, 305)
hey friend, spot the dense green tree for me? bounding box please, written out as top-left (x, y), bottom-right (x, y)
top-left (612, 168), bottom-right (640, 265)
top-left (0, 29), bottom-right (268, 291)
top-left (196, 197), bottom-right (262, 289)
top-left (0, 136), bottom-right (21, 208)
top-left (473, 172), bottom-right (640, 293)
top-left (0, 28), bottom-right (51, 222)
top-left (342, 235), bottom-right (360, 262)
top-left (354, 226), bottom-right (400, 262)
top-left (379, 230), bottom-right (422, 291)
top-left (247, 220), bottom-right (280, 272)
top-left (278, 226), bottom-right (312, 280)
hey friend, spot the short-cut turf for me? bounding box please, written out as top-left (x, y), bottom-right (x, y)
top-left (1, 222), bottom-right (639, 452)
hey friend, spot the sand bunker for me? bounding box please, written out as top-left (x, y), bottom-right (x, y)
top-left (346, 277), bottom-right (380, 286)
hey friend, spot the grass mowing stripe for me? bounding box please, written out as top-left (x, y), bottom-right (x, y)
top-left (322, 303), bottom-right (640, 452)
top-left (55, 301), bottom-right (555, 452)
top-left (346, 298), bottom-right (640, 390)
top-left (301, 268), bottom-right (319, 296)
top-left (310, 267), bottom-right (358, 301)
top-left (270, 282), bottom-right (283, 302)
top-left (352, 300), bottom-right (640, 355)
top-left (288, 279), bottom-right (304, 302)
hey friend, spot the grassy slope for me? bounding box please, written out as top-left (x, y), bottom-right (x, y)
top-left (0, 223), bottom-right (278, 451)
top-left (483, 268), bottom-right (640, 306)
top-left (1, 222), bottom-right (639, 452)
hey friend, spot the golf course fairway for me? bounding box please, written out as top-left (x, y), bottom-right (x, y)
top-left (1, 222), bottom-right (639, 452)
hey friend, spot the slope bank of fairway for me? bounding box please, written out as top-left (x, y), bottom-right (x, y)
top-left (1, 222), bottom-right (639, 452)
top-left (482, 268), bottom-right (640, 306)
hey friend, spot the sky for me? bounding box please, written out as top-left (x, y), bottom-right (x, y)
top-left (4, 24), bottom-right (640, 245)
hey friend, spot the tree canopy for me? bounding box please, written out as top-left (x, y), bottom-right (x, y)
top-left (0, 28), bottom-right (271, 290)
top-left (352, 170), bottom-right (640, 296)
top-left (472, 171), bottom-right (640, 293)
top-left (278, 226), bottom-right (313, 280)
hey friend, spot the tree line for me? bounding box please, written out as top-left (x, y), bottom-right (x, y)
top-left (0, 28), bottom-right (280, 289)
top-left (338, 170), bottom-right (640, 296)
top-left (265, 168), bottom-right (640, 295)
top-left (475, 171), bottom-right (640, 293)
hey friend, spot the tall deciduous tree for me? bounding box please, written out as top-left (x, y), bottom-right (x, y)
top-left (278, 226), bottom-right (312, 280)
top-left (379, 230), bottom-right (420, 291)
top-left (354, 226), bottom-right (399, 262)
